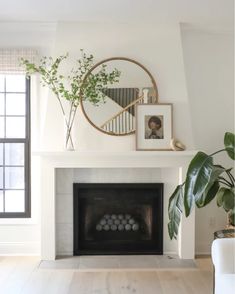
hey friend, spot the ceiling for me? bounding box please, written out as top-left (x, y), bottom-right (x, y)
top-left (0, 0), bottom-right (233, 29)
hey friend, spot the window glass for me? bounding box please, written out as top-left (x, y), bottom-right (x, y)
top-left (0, 75), bottom-right (30, 217)
top-left (5, 190), bottom-right (25, 212)
top-left (0, 117), bottom-right (4, 138)
top-left (5, 167), bottom-right (24, 189)
top-left (0, 143), bottom-right (3, 165)
top-left (5, 143), bottom-right (24, 166)
top-left (0, 167), bottom-right (3, 189)
top-left (6, 94), bottom-right (26, 115)
top-left (6, 117), bottom-right (25, 138)
top-left (0, 191), bottom-right (3, 212)
top-left (0, 93), bottom-right (4, 115)
top-left (5, 75), bottom-right (26, 92)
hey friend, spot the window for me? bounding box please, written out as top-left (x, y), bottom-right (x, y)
top-left (0, 74), bottom-right (30, 217)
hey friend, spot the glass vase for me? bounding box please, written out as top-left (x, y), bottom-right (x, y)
top-left (64, 117), bottom-right (75, 151)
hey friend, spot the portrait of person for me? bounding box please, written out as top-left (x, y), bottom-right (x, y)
top-left (145, 115), bottom-right (164, 139)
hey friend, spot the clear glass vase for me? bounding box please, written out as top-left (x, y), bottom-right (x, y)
top-left (64, 117), bottom-right (75, 151)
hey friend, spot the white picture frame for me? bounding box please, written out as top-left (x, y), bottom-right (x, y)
top-left (136, 103), bottom-right (173, 150)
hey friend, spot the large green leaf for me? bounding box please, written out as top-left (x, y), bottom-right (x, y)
top-left (210, 165), bottom-right (226, 180)
top-left (216, 187), bottom-right (235, 212)
top-left (222, 188), bottom-right (235, 211)
top-left (216, 187), bottom-right (227, 207)
top-left (184, 152), bottom-right (213, 217)
top-left (168, 185), bottom-right (183, 240)
top-left (196, 181), bottom-right (220, 208)
top-left (224, 132), bottom-right (235, 160)
top-left (195, 165), bottom-right (224, 208)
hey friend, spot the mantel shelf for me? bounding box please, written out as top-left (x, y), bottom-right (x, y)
top-left (33, 150), bottom-right (197, 157)
top-left (33, 150), bottom-right (197, 169)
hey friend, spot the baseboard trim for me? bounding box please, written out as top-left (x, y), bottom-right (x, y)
top-left (0, 242), bottom-right (40, 255)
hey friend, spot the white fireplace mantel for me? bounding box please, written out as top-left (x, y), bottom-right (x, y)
top-left (34, 150), bottom-right (197, 260)
top-left (34, 150), bottom-right (196, 168)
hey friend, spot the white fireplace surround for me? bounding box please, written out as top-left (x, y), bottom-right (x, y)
top-left (36, 150), bottom-right (196, 260)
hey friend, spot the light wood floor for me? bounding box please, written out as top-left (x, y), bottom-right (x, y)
top-left (0, 256), bottom-right (213, 294)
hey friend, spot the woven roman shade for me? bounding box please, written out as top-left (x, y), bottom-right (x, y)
top-left (0, 48), bottom-right (38, 74)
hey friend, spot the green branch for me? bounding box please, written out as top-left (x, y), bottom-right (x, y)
top-left (20, 51), bottom-right (121, 149)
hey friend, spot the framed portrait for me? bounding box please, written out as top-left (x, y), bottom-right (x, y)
top-left (136, 103), bottom-right (173, 150)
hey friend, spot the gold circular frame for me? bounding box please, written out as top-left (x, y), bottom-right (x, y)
top-left (80, 57), bottom-right (158, 136)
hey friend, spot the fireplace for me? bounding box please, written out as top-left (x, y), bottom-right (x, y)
top-left (73, 183), bottom-right (163, 255)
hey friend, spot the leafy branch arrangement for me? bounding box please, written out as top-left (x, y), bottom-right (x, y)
top-left (168, 132), bottom-right (235, 240)
top-left (20, 50), bottom-right (121, 149)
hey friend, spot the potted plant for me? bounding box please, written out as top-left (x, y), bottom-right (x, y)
top-left (20, 50), bottom-right (121, 150)
top-left (168, 132), bottom-right (235, 240)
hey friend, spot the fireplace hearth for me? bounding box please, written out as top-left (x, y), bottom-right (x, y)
top-left (73, 183), bottom-right (163, 255)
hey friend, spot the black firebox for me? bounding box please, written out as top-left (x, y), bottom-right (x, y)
top-left (73, 183), bottom-right (163, 255)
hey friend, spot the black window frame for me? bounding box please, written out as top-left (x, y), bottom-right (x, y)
top-left (0, 76), bottom-right (31, 218)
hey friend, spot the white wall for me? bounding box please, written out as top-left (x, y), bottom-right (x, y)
top-left (181, 25), bottom-right (234, 254)
top-left (41, 22), bottom-right (194, 151)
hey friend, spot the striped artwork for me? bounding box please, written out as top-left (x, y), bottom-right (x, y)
top-left (101, 87), bottom-right (155, 134)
